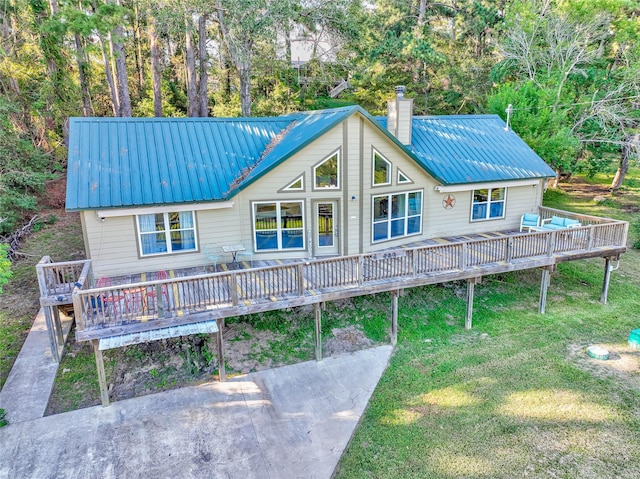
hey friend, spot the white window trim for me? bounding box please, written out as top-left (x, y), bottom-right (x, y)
top-left (470, 187), bottom-right (507, 222)
top-left (253, 200), bottom-right (306, 252)
top-left (397, 168), bottom-right (413, 184)
top-left (371, 190), bottom-right (423, 243)
top-left (372, 149), bottom-right (392, 186)
top-left (136, 211), bottom-right (197, 257)
top-left (281, 175), bottom-right (305, 192)
top-left (313, 150), bottom-right (340, 190)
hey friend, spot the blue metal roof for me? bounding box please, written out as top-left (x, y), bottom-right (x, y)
top-left (67, 110), bottom-right (555, 211)
top-left (376, 115), bottom-right (556, 184)
top-left (66, 117), bottom-right (294, 210)
top-left (235, 107), bottom-right (359, 193)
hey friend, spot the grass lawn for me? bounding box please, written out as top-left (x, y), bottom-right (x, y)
top-left (334, 172), bottom-right (640, 478)
top-left (2, 167), bottom-right (639, 477)
top-left (0, 211), bottom-right (85, 389)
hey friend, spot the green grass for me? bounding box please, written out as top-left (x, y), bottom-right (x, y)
top-left (0, 213), bottom-right (85, 389)
top-left (334, 176), bottom-right (640, 478)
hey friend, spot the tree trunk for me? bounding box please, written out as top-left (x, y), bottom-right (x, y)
top-left (239, 63), bottom-right (251, 116)
top-left (148, 17), bottom-right (162, 117)
top-left (133, 3), bottom-right (144, 95)
top-left (0, 6), bottom-right (20, 95)
top-left (185, 17), bottom-right (198, 117)
top-left (111, 0), bottom-right (131, 117)
top-left (75, 34), bottom-right (92, 116)
top-left (100, 33), bottom-right (119, 116)
top-left (112, 27), bottom-right (132, 116)
top-left (198, 14), bottom-right (209, 117)
top-left (611, 135), bottom-right (639, 190)
top-left (216, 0), bottom-right (253, 116)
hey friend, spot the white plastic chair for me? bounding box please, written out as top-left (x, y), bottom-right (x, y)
top-left (203, 245), bottom-right (219, 271)
top-left (236, 242), bottom-right (254, 267)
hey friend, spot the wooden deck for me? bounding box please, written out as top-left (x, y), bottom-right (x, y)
top-left (35, 207), bottom-right (628, 345)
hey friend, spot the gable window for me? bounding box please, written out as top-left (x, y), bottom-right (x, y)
top-left (373, 151), bottom-right (391, 186)
top-left (314, 152), bottom-right (339, 189)
top-left (372, 191), bottom-right (422, 242)
top-left (471, 188), bottom-right (506, 221)
top-left (254, 201), bottom-right (304, 251)
top-left (137, 211), bottom-right (196, 256)
top-left (397, 169), bottom-right (412, 184)
top-left (283, 175), bottom-right (304, 191)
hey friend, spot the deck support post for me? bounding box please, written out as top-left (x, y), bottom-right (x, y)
top-left (391, 290), bottom-right (399, 346)
top-left (92, 339), bottom-right (110, 407)
top-left (465, 278), bottom-right (479, 330)
top-left (43, 306), bottom-right (60, 363)
top-left (314, 303), bottom-right (322, 361)
top-left (601, 257), bottom-right (612, 304)
top-left (216, 318), bottom-right (226, 381)
top-left (52, 306), bottom-right (64, 356)
top-left (539, 267), bottom-right (551, 314)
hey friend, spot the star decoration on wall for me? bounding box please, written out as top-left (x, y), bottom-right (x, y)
top-left (442, 194), bottom-right (456, 209)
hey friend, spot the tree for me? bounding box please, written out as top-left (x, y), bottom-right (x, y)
top-left (490, 0), bottom-right (640, 184)
top-left (213, 0), bottom-right (294, 116)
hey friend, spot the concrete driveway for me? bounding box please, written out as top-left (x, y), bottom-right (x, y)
top-left (0, 346), bottom-right (392, 479)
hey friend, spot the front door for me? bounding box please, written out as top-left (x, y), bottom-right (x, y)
top-left (315, 201), bottom-right (339, 255)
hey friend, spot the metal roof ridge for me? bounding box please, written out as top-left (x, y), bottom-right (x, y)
top-left (68, 116), bottom-right (297, 123)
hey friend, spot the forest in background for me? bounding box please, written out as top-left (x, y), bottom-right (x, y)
top-left (0, 0), bottom-right (638, 235)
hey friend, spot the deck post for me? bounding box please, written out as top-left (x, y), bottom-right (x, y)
top-left (601, 257), bottom-right (612, 304)
top-left (539, 267), bottom-right (551, 314)
top-left (314, 302), bottom-right (322, 361)
top-left (231, 272), bottom-right (238, 306)
top-left (297, 263), bottom-right (304, 295)
top-left (391, 290), bottom-right (398, 346)
top-left (216, 318), bottom-right (226, 381)
top-left (465, 278), bottom-right (478, 330)
top-left (43, 306), bottom-right (60, 363)
top-left (92, 339), bottom-right (110, 407)
top-left (52, 306), bottom-right (64, 354)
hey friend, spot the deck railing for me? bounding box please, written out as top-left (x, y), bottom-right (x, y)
top-left (71, 215), bottom-right (628, 340)
top-left (36, 257), bottom-right (92, 299)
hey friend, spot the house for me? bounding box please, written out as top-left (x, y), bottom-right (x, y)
top-left (66, 88), bottom-right (556, 279)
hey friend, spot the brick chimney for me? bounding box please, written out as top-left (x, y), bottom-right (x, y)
top-left (387, 86), bottom-right (413, 145)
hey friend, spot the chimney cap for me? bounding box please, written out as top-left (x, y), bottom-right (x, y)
top-left (395, 85), bottom-right (406, 97)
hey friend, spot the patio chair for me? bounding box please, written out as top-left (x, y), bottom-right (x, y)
top-left (96, 277), bottom-right (125, 316)
top-left (236, 242), bottom-right (254, 267)
top-left (203, 244), bottom-right (219, 271)
top-left (520, 213), bottom-right (541, 232)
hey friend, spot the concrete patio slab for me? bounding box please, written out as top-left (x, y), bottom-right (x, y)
top-left (0, 345), bottom-right (392, 479)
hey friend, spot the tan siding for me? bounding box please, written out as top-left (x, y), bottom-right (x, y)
top-left (426, 185), bottom-right (542, 238)
top-left (81, 111), bottom-right (547, 276)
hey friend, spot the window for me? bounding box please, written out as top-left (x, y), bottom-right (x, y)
top-left (314, 152), bottom-right (339, 189)
top-left (283, 175), bottom-right (304, 191)
top-left (472, 188), bottom-right (506, 221)
top-left (254, 201), bottom-right (305, 251)
top-left (397, 169), bottom-right (412, 184)
top-left (373, 151), bottom-right (391, 185)
top-left (137, 211), bottom-right (196, 256)
top-left (372, 191), bottom-right (422, 242)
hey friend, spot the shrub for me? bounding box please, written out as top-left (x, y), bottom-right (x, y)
top-left (0, 244), bottom-right (11, 293)
top-left (631, 217), bottom-right (640, 249)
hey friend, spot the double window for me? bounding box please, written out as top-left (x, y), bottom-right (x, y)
top-left (372, 191), bottom-right (422, 242)
top-left (254, 201), bottom-right (305, 251)
top-left (137, 211), bottom-right (196, 256)
top-left (472, 188), bottom-right (505, 221)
